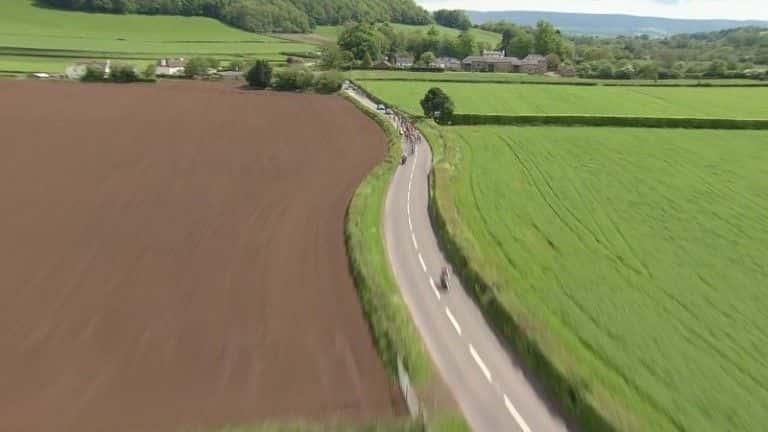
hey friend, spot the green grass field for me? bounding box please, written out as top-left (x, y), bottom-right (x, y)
top-left (358, 80), bottom-right (768, 118)
top-left (0, 0), bottom-right (315, 73)
top-left (430, 125), bottom-right (768, 431)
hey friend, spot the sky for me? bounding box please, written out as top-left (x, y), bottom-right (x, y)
top-left (415, 0), bottom-right (768, 21)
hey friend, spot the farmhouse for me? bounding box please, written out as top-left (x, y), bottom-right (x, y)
top-left (156, 58), bottom-right (187, 76)
top-left (66, 60), bottom-right (111, 80)
top-left (520, 54), bottom-right (548, 74)
top-left (395, 55), bottom-right (414, 68)
top-left (433, 57), bottom-right (461, 71)
top-left (462, 54), bottom-right (521, 73)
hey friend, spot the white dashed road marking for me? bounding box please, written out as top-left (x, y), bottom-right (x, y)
top-left (445, 307), bottom-right (462, 335)
top-left (504, 394), bottom-right (533, 432)
top-left (469, 344), bottom-right (492, 383)
top-left (429, 278), bottom-right (441, 300)
top-left (418, 254), bottom-right (427, 272)
top-left (411, 233), bottom-right (418, 250)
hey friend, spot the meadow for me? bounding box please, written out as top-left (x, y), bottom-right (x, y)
top-left (0, 0), bottom-right (315, 73)
top-left (359, 80), bottom-right (768, 118)
top-left (428, 125), bottom-right (768, 431)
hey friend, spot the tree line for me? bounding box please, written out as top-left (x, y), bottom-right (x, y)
top-left (479, 20), bottom-right (768, 80)
top-left (36, 0), bottom-right (432, 33)
top-left (322, 22), bottom-right (488, 69)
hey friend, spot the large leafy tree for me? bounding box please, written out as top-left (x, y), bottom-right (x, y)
top-left (534, 20), bottom-right (565, 56)
top-left (420, 87), bottom-right (454, 122)
top-left (245, 60), bottom-right (273, 88)
top-left (502, 27), bottom-right (534, 58)
top-left (455, 31), bottom-right (476, 58)
top-left (338, 22), bottom-right (384, 61)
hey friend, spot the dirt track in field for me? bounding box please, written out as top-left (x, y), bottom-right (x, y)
top-left (0, 80), bottom-right (403, 432)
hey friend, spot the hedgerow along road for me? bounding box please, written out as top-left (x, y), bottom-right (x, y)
top-left (346, 88), bottom-right (571, 432)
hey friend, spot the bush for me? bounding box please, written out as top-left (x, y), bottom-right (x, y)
top-left (315, 71), bottom-right (344, 94)
top-left (245, 60), bottom-right (273, 88)
top-left (142, 63), bottom-right (156, 79)
top-left (109, 63), bottom-right (139, 83)
top-left (420, 87), bottom-right (454, 123)
top-left (273, 67), bottom-right (314, 91)
top-left (80, 65), bottom-right (105, 82)
top-left (185, 57), bottom-right (217, 78)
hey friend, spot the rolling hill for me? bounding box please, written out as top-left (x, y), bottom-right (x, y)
top-left (466, 10), bottom-right (768, 37)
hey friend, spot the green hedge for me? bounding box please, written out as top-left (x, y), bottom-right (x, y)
top-left (419, 120), bottom-right (623, 432)
top-left (342, 93), bottom-right (431, 387)
top-left (449, 114), bottom-right (768, 130)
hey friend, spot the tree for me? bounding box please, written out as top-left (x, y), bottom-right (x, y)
top-left (707, 59), bottom-right (727, 77)
top-left (81, 64), bottom-right (105, 82)
top-left (338, 22), bottom-right (384, 61)
top-left (613, 64), bottom-right (635, 80)
top-left (314, 71), bottom-right (344, 94)
top-left (420, 87), bottom-right (454, 123)
top-left (141, 63), bottom-right (156, 80)
top-left (505, 28), bottom-right (534, 58)
top-left (597, 62), bottom-right (614, 79)
top-left (319, 44), bottom-right (353, 70)
top-left (420, 51), bottom-right (436, 67)
top-left (433, 9), bottom-right (471, 30)
top-left (455, 31), bottom-right (476, 59)
top-left (545, 53), bottom-right (561, 71)
top-left (637, 62), bottom-right (659, 80)
top-left (361, 52), bottom-right (373, 68)
top-left (533, 20), bottom-right (563, 56)
top-left (185, 57), bottom-right (215, 78)
top-left (245, 60), bottom-right (273, 88)
top-left (229, 59), bottom-right (245, 72)
top-left (109, 63), bottom-right (139, 82)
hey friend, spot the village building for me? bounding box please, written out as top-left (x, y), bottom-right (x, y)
top-left (394, 55), bottom-right (414, 68)
top-left (462, 55), bottom-right (521, 73)
top-left (432, 57), bottom-right (461, 71)
top-left (155, 58), bottom-right (187, 76)
top-left (520, 54), bottom-right (548, 74)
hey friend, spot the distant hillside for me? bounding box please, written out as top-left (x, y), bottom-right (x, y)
top-left (36, 0), bottom-right (432, 33)
top-left (466, 10), bottom-right (768, 37)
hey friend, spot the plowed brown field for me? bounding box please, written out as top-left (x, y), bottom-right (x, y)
top-left (0, 80), bottom-right (403, 432)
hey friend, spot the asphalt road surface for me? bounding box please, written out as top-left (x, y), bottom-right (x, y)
top-left (346, 88), bottom-right (571, 432)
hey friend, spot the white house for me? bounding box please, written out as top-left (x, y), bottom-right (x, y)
top-left (433, 57), bottom-right (461, 71)
top-left (155, 58), bottom-right (187, 76)
top-left (395, 55), bottom-right (414, 68)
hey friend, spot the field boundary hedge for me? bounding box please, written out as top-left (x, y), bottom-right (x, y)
top-left (449, 113), bottom-right (768, 130)
top-left (419, 120), bottom-right (628, 432)
top-left (342, 94), bottom-right (470, 432)
top-left (355, 77), bottom-right (768, 87)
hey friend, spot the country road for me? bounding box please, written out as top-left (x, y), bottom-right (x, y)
top-left (345, 87), bottom-right (572, 432)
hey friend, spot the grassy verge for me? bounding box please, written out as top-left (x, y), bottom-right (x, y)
top-left (342, 94), bottom-right (469, 432)
top-left (418, 120), bottom-right (625, 431)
